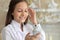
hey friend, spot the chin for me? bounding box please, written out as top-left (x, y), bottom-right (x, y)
top-left (21, 20), bottom-right (25, 23)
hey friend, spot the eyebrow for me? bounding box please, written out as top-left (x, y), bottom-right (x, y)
top-left (18, 8), bottom-right (28, 11)
top-left (18, 7), bottom-right (28, 9)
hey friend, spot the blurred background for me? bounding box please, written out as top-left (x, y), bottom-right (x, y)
top-left (0, 0), bottom-right (60, 40)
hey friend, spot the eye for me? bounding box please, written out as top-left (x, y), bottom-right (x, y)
top-left (17, 9), bottom-right (22, 12)
top-left (18, 9), bottom-right (22, 12)
top-left (18, 10), bottom-right (22, 12)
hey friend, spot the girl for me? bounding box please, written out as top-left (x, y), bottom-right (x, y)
top-left (2, 0), bottom-right (45, 40)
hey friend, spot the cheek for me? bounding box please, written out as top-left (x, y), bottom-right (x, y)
top-left (13, 10), bottom-right (21, 17)
top-left (13, 13), bottom-right (21, 19)
top-left (15, 12), bottom-right (21, 17)
top-left (15, 13), bottom-right (20, 17)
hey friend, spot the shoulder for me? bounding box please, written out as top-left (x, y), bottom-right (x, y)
top-left (2, 24), bottom-right (12, 33)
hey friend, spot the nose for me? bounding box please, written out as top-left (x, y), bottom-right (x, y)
top-left (21, 11), bottom-right (25, 16)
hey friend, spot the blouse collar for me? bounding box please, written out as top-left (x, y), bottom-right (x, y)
top-left (11, 20), bottom-right (22, 32)
top-left (11, 20), bottom-right (21, 28)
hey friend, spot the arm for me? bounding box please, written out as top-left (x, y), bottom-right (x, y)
top-left (28, 8), bottom-right (45, 40)
top-left (33, 24), bottom-right (45, 40)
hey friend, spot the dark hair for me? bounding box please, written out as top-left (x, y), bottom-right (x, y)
top-left (5, 0), bottom-right (28, 26)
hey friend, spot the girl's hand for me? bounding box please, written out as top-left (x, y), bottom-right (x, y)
top-left (25, 33), bottom-right (40, 40)
top-left (31, 33), bottom-right (40, 40)
top-left (25, 33), bottom-right (31, 40)
top-left (28, 8), bottom-right (37, 25)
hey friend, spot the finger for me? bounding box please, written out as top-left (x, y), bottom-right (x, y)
top-left (28, 8), bottom-right (32, 13)
top-left (26, 33), bottom-right (30, 37)
top-left (28, 8), bottom-right (35, 14)
top-left (35, 33), bottom-right (40, 38)
top-left (28, 8), bottom-right (33, 11)
top-left (36, 33), bottom-right (40, 35)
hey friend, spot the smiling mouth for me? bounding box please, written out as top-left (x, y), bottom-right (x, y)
top-left (19, 17), bottom-right (25, 20)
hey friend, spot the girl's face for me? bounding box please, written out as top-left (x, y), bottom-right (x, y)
top-left (12, 1), bottom-right (28, 23)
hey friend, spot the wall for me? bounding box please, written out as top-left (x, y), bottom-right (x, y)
top-left (0, 0), bottom-right (60, 40)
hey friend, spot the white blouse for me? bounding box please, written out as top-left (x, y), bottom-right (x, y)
top-left (2, 20), bottom-right (45, 40)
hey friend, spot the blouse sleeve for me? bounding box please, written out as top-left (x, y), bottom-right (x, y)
top-left (1, 28), bottom-right (13, 40)
top-left (33, 24), bottom-right (46, 40)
